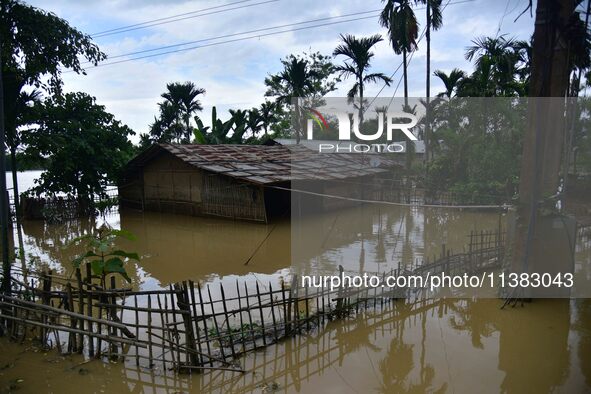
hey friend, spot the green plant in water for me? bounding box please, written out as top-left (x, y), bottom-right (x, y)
top-left (71, 226), bottom-right (139, 287)
top-left (94, 196), bottom-right (119, 218)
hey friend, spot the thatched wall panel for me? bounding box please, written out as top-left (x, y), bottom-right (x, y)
top-left (124, 151), bottom-right (268, 222)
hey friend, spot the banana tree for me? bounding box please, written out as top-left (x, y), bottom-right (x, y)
top-left (193, 106), bottom-right (234, 144)
top-left (228, 109), bottom-right (249, 143)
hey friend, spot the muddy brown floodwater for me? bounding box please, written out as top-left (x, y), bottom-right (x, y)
top-left (1, 206), bottom-right (590, 393)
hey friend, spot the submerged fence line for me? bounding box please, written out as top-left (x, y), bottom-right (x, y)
top-left (0, 228), bottom-right (506, 374)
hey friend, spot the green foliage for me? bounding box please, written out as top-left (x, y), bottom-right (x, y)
top-left (1, 0), bottom-right (105, 161)
top-left (71, 226), bottom-right (139, 285)
top-left (423, 98), bottom-right (526, 203)
top-left (433, 69), bottom-right (467, 98)
top-left (0, 0), bottom-right (105, 92)
top-left (193, 105), bottom-right (281, 145)
top-left (265, 51), bottom-right (338, 107)
top-left (4, 151), bottom-right (47, 171)
top-left (333, 34), bottom-right (392, 114)
top-left (193, 106), bottom-right (239, 144)
top-left (379, 0), bottom-right (420, 55)
top-left (149, 81), bottom-right (206, 144)
top-left (265, 51), bottom-right (338, 141)
top-left (24, 92), bottom-right (135, 200)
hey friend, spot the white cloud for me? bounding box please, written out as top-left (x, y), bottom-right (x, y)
top-left (26, 0), bottom-right (536, 142)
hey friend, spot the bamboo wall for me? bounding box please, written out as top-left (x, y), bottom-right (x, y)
top-left (119, 152), bottom-right (267, 222)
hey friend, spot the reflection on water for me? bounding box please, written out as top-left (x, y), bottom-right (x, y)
top-left (292, 204), bottom-right (503, 277)
top-left (17, 205), bottom-right (503, 289)
top-left (1, 298), bottom-right (589, 393)
top-left (1, 205), bottom-right (590, 393)
top-left (17, 209), bottom-right (291, 289)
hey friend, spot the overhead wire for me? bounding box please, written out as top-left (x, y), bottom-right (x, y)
top-left (74, 0), bottom-right (476, 72)
top-left (73, 14), bottom-right (380, 72)
top-left (90, 0), bottom-right (279, 38)
top-left (82, 10), bottom-right (383, 64)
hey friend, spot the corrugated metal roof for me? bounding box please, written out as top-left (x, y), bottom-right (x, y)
top-left (125, 143), bottom-right (399, 185)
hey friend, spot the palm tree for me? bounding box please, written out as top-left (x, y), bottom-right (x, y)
top-left (266, 57), bottom-right (318, 143)
top-left (259, 100), bottom-right (278, 135)
top-left (462, 35), bottom-right (522, 96)
top-left (433, 68), bottom-right (467, 98)
top-left (161, 82), bottom-right (206, 142)
top-left (152, 101), bottom-right (185, 143)
top-left (420, 0), bottom-right (443, 162)
top-left (264, 52), bottom-right (337, 142)
top-left (421, 0), bottom-right (443, 98)
top-left (333, 34), bottom-right (392, 124)
top-left (380, 0), bottom-right (420, 106)
top-left (247, 108), bottom-right (264, 137)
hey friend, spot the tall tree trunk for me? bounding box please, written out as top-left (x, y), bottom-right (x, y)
top-left (0, 39), bottom-right (11, 294)
top-left (425, 1), bottom-right (431, 163)
top-left (294, 99), bottom-right (301, 144)
top-left (10, 148), bottom-right (19, 218)
top-left (185, 116), bottom-right (191, 143)
top-left (573, 0), bottom-right (590, 97)
top-left (359, 75), bottom-right (364, 125)
top-left (510, 0), bottom-right (574, 298)
top-left (403, 49), bottom-right (409, 108)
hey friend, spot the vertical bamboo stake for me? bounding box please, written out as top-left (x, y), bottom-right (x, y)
top-left (147, 295), bottom-right (154, 367)
top-left (196, 283), bottom-right (213, 367)
top-left (219, 283), bottom-right (236, 359)
top-left (268, 283), bottom-right (279, 342)
top-left (84, 265), bottom-right (94, 357)
top-left (255, 282), bottom-right (267, 346)
top-left (280, 280), bottom-right (288, 336)
top-left (169, 285), bottom-right (182, 365)
top-left (156, 293), bottom-right (167, 371)
top-left (286, 277), bottom-right (293, 336)
top-left (40, 271), bottom-right (51, 347)
top-left (235, 280), bottom-right (246, 355)
top-left (292, 274), bottom-right (299, 331)
top-left (96, 291), bottom-right (103, 358)
top-left (243, 282), bottom-right (256, 348)
top-left (207, 285), bottom-right (226, 362)
top-left (66, 282), bottom-right (76, 353)
top-left (178, 282), bottom-right (199, 366)
top-left (108, 276), bottom-right (118, 357)
top-left (188, 281), bottom-right (203, 366)
top-left (163, 292), bottom-right (177, 368)
top-left (304, 284), bottom-right (310, 330)
top-left (336, 266), bottom-right (344, 317)
top-left (75, 268), bottom-right (84, 353)
top-left (321, 285), bottom-right (326, 325)
top-left (133, 295), bottom-right (140, 366)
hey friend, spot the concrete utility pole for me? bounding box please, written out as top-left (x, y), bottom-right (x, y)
top-left (0, 35), bottom-right (11, 294)
top-left (510, 0), bottom-right (576, 296)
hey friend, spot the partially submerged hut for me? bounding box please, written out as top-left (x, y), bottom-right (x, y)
top-left (118, 144), bottom-right (398, 222)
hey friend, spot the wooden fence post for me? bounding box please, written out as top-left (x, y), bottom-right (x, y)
top-left (85, 264), bottom-right (94, 357)
top-left (174, 282), bottom-right (199, 368)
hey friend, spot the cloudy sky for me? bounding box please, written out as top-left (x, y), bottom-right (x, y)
top-left (27, 0), bottom-right (536, 140)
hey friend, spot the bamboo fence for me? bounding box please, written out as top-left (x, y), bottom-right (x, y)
top-left (0, 228), bottom-right (506, 375)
